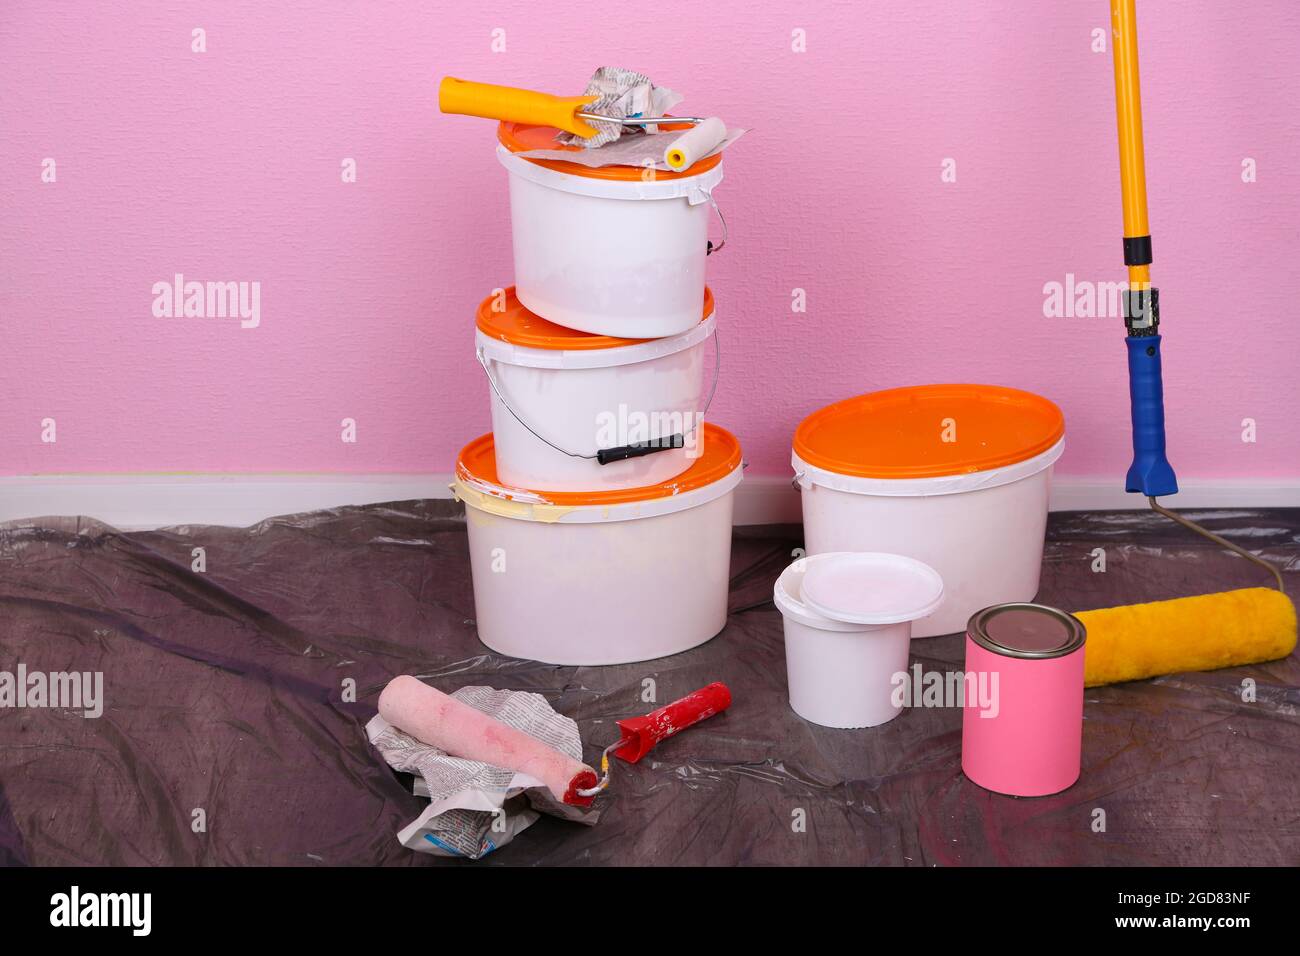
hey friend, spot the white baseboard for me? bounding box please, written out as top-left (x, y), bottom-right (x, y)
top-left (0, 474), bottom-right (454, 531)
top-left (732, 474), bottom-right (1300, 524)
top-left (1, 472), bottom-right (1296, 531)
top-left (1046, 476), bottom-right (1300, 511)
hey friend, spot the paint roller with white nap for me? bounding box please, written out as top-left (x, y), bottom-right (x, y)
top-left (665, 117), bottom-right (728, 171)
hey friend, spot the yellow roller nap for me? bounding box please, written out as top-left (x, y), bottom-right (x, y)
top-left (1078, 588), bottom-right (1297, 688)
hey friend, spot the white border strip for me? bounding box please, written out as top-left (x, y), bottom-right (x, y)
top-left (0, 475), bottom-right (454, 531)
top-left (1046, 476), bottom-right (1300, 511)
top-left (0, 473), bottom-right (1297, 531)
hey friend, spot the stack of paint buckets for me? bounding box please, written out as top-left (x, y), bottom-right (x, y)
top-left (451, 120), bottom-right (742, 666)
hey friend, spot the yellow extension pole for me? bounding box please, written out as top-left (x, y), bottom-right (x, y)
top-left (1111, 0), bottom-right (1151, 290)
top-left (1084, 1), bottom-right (1299, 685)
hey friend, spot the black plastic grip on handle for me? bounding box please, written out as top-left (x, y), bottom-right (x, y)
top-left (1122, 287), bottom-right (1159, 336)
top-left (1123, 234), bottom-right (1153, 266)
top-left (596, 434), bottom-right (685, 465)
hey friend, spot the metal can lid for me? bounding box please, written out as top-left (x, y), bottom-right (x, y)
top-left (968, 603), bottom-right (1086, 659)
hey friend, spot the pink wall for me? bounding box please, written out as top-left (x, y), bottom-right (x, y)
top-left (3, 1), bottom-right (1297, 480)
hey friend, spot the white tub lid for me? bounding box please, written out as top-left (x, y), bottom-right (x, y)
top-left (774, 554), bottom-right (878, 633)
top-left (798, 552), bottom-right (945, 626)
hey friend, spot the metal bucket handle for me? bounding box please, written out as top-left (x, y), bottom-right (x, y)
top-left (476, 329), bottom-right (720, 464)
top-left (704, 188), bottom-right (727, 255)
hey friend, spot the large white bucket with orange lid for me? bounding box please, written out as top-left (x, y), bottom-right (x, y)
top-left (453, 424), bottom-right (742, 666)
top-left (476, 286), bottom-right (718, 492)
top-left (496, 121), bottom-right (725, 338)
top-left (792, 385), bottom-right (1065, 638)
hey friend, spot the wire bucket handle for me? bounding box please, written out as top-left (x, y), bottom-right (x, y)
top-left (704, 189), bottom-right (727, 255)
top-left (476, 329), bottom-right (720, 465)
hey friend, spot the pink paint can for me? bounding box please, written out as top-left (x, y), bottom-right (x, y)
top-left (961, 603), bottom-right (1086, 797)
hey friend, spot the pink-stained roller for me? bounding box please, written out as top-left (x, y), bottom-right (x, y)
top-left (377, 676), bottom-right (599, 807)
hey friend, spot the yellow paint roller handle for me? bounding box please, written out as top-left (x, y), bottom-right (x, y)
top-left (439, 77), bottom-right (600, 139)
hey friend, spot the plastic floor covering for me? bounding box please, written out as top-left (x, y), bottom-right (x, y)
top-left (1, 501), bottom-right (1297, 866)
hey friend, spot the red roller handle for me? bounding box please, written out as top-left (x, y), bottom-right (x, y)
top-left (613, 682), bottom-right (732, 764)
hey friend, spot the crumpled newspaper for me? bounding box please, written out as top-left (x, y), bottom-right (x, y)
top-left (366, 685), bottom-right (599, 859)
top-left (557, 66), bottom-right (683, 148)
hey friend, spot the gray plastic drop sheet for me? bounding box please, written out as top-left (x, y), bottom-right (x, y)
top-left (0, 501), bottom-right (1297, 866)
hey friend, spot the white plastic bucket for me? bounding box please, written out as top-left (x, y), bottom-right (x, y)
top-left (497, 143), bottom-right (725, 338)
top-left (476, 288), bottom-right (718, 492)
top-left (453, 424), bottom-right (743, 666)
top-left (775, 552), bottom-right (944, 729)
top-left (792, 384), bottom-right (1065, 639)
top-left (794, 441), bottom-right (1063, 638)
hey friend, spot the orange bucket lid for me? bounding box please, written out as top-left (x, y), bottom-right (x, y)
top-left (477, 286), bottom-right (714, 350)
top-left (497, 120), bottom-right (723, 182)
top-left (457, 423), bottom-right (742, 506)
top-left (793, 385), bottom-right (1064, 480)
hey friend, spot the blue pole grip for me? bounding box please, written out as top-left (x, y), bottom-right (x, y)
top-left (1124, 334), bottom-right (1178, 496)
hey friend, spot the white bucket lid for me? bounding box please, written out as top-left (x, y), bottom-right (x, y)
top-left (774, 554), bottom-right (876, 633)
top-left (798, 552), bottom-right (945, 626)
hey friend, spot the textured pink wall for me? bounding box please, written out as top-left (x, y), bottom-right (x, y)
top-left (2, 1), bottom-right (1297, 479)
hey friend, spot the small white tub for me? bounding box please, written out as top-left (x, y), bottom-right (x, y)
top-left (496, 121), bottom-right (726, 338)
top-left (775, 552), bottom-right (944, 729)
top-left (476, 286), bottom-right (717, 492)
top-left (454, 424), bottom-right (742, 666)
top-left (793, 385), bottom-right (1065, 638)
